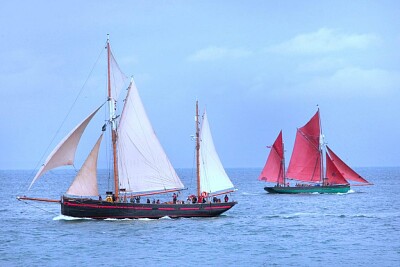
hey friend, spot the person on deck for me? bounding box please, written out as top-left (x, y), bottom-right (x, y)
top-left (172, 193), bottom-right (177, 204)
top-left (224, 194), bottom-right (229, 203)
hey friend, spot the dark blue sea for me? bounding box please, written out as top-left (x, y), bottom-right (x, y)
top-left (1, 167), bottom-right (399, 266)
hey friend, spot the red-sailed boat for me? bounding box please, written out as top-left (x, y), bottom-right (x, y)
top-left (259, 109), bottom-right (372, 194)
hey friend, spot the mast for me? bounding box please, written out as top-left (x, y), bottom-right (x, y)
top-left (107, 34), bottom-right (119, 198)
top-left (318, 108), bottom-right (325, 185)
top-left (282, 140), bottom-right (286, 186)
top-left (195, 100), bottom-right (201, 197)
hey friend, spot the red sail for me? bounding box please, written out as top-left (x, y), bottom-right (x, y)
top-left (259, 131), bottom-right (284, 184)
top-left (327, 146), bottom-right (370, 184)
top-left (325, 152), bottom-right (349, 185)
top-left (287, 110), bottom-right (321, 182)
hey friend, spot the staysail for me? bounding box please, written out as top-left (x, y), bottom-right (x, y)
top-left (117, 80), bottom-right (184, 194)
top-left (325, 152), bottom-right (349, 185)
top-left (198, 111), bottom-right (234, 195)
top-left (327, 146), bottom-right (370, 184)
top-left (259, 130), bottom-right (285, 184)
top-left (29, 105), bottom-right (102, 189)
top-left (66, 134), bottom-right (103, 196)
top-left (286, 110), bottom-right (321, 182)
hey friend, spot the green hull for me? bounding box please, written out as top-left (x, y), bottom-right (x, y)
top-left (264, 185), bottom-right (350, 194)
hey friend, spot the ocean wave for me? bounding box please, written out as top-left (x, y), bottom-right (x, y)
top-left (241, 192), bottom-right (265, 196)
top-left (53, 215), bottom-right (92, 221)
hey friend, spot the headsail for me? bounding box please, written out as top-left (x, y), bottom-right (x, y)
top-left (117, 80), bottom-right (184, 194)
top-left (66, 134), bottom-right (103, 196)
top-left (198, 111), bottom-right (234, 195)
top-left (29, 105), bottom-right (102, 189)
top-left (259, 130), bottom-right (285, 184)
top-left (327, 146), bottom-right (370, 184)
top-left (286, 110), bottom-right (321, 182)
top-left (325, 152), bottom-right (349, 185)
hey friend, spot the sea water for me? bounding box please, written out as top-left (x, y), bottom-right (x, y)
top-left (1, 168), bottom-right (399, 266)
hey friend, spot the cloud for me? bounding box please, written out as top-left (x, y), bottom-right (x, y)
top-left (267, 28), bottom-right (380, 55)
top-left (298, 67), bottom-right (400, 98)
top-left (187, 46), bottom-right (252, 62)
top-left (297, 57), bottom-right (347, 73)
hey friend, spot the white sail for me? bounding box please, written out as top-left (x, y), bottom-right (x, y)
top-left (199, 111), bottom-right (234, 195)
top-left (66, 134), bottom-right (103, 196)
top-left (117, 80), bottom-right (184, 194)
top-left (109, 49), bottom-right (129, 101)
top-left (29, 105), bottom-right (102, 189)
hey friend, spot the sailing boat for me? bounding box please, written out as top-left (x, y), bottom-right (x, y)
top-left (259, 109), bottom-right (372, 194)
top-left (18, 36), bottom-right (236, 219)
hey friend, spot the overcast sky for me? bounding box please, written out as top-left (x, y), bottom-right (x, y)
top-left (1, 0), bottom-right (399, 170)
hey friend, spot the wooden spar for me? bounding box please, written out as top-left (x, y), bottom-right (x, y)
top-left (318, 108), bottom-right (326, 186)
top-left (282, 137), bottom-right (286, 186)
top-left (196, 100), bottom-right (201, 198)
top-left (17, 196), bottom-right (60, 203)
top-left (207, 189), bottom-right (235, 197)
top-left (107, 35), bottom-right (119, 198)
top-left (351, 183), bottom-right (374, 186)
top-left (124, 188), bottom-right (185, 198)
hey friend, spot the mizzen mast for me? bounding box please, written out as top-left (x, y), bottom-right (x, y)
top-left (107, 34), bottom-right (120, 198)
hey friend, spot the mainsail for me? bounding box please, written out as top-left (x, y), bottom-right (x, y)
top-left (66, 134), bottom-right (103, 196)
top-left (327, 146), bottom-right (370, 184)
top-left (29, 105), bottom-right (102, 189)
top-left (259, 130), bottom-right (284, 184)
top-left (117, 80), bottom-right (184, 194)
top-left (286, 110), bottom-right (321, 182)
top-left (198, 111), bottom-right (234, 195)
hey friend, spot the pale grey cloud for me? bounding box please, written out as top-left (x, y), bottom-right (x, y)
top-left (296, 57), bottom-right (347, 73)
top-left (187, 46), bottom-right (252, 61)
top-left (298, 67), bottom-right (400, 98)
top-left (268, 28), bottom-right (380, 55)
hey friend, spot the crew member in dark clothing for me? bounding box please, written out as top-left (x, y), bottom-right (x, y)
top-left (224, 194), bottom-right (229, 203)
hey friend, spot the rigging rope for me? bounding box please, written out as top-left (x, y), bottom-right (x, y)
top-left (21, 43), bottom-right (106, 194)
top-left (18, 199), bottom-right (60, 216)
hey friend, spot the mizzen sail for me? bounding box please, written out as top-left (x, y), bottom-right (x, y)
top-left (117, 81), bottom-right (184, 194)
top-left (29, 105), bottom-right (102, 189)
top-left (66, 134), bottom-right (103, 196)
top-left (198, 111), bottom-right (234, 195)
top-left (259, 130), bottom-right (285, 184)
top-left (286, 110), bottom-right (321, 182)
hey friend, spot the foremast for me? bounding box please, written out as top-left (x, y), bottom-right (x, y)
top-left (195, 100), bottom-right (201, 198)
top-left (107, 34), bottom-right (119, 198)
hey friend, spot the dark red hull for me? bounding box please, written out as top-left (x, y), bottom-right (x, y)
top-left (61, 196), bottom-right (236, 219)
